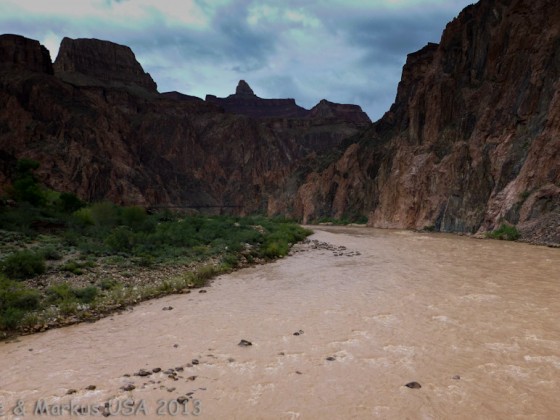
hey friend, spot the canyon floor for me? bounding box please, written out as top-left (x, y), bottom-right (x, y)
top-left (0, 226), bottom-right (559, 419)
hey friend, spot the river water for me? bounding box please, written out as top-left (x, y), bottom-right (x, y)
top-left (0, 227), bottom-right (559, 419)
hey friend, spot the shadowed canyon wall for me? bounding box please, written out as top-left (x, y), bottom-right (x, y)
top-left (0, 0), bottom-right (559, 244)
top-left (0, 36), bottom-right (368, 216)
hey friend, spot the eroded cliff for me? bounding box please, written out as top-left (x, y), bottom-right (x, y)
top-left (295, 0), bottom-right (560, 244)
top-left (1, 0), bottom-right (559, 245)
top-left (54, 37), bottom-right (158, 93)
top-left (0, 36), bottom-right (366, 216)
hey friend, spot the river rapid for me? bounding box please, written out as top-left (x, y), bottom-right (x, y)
top-left (1, 227), bottom-right (559, 419)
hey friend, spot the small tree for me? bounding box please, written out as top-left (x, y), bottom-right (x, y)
top-left (10, 159), bottom-right (44, 206)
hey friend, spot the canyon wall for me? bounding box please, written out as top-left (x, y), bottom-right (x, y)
top-left (295, 0), bottom-right (560, 244)
top-left (1, 0), bottom-right (559, 244)
top-left (0, 36), bottom-right (367, 216)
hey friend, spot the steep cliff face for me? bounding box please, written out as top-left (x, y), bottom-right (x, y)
top-left (0, 34), bottom-right (53, 74)
top-left (296, 0), bottom-right (560, 244)
top-left (54, 37), bottom-right (157, 92)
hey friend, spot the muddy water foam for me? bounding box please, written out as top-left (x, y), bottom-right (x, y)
top-left (1, 227), bottom-right (559, 419)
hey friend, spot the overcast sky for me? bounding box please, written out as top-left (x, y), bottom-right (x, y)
top-left (0, 0), bottom-right (475, 120)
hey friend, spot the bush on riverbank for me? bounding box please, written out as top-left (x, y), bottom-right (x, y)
top-left (486, 224), bottom-right (521, 241)
top-left (0, 162), bottom-right (312, 334)
top-left (1, 250), bottom-right (46, 279)
top-left (0, 275), bottom-right (41, 329)
top-left (314, 214), bottom-right (368, 225)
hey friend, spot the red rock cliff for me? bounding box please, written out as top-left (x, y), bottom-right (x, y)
top-left (0, 34), bottom-right (53, 74)
top-left (0, 37), bottom-right (364, 215)
top-left (295, 0), bottom-right (560, 244)
top-left (54, 37), bottom-right (157, 92)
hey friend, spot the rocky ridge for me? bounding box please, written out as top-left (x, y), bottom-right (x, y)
top-left (0, 35), bottom-right (366, 214)
top-left (206, 80), bottom-right (310, 119)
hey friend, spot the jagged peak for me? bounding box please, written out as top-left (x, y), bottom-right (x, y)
top-left (235, 80), bottom-right (256, 97)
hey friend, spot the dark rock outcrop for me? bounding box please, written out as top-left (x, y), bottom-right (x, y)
top-left (202, 81), bottom-right (371, 155)
top-left (309, 99), bottom-right (371, 126)
top-left (161, 91), bottom-right (203, 102)
top-left (295, 0), bottom-right (560, 244)
top-left (0, 34), bottom-right (53, 74)
top-left (53, 37), bottom-right (157, 92)
top-left (235, 80), bottom-right (255, 97)
top-left (206, 80), bottom-right (309, 118)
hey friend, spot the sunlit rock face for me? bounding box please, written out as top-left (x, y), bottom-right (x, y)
top-left (295, 0), bottom-right (560, 244)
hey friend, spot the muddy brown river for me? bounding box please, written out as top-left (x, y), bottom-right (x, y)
top-left (1, 227), bottom-right (559, 419)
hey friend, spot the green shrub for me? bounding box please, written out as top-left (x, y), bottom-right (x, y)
top-left (61, 260), bottom-right (83, 275)
top-left (11, 176), bottom-right (45, 206)
top-left (0, 276), bottom-right (41, 330)
top-left (46, 283), bottom-right (98, 304)
top-left (222, 253), bottom-right (239, 268)
top-left (262, 240), bottom-right (290, 258)
top-left (58, 192), bottom-right (84, 213)
top-left (71, 207), bottom-right (94, 227)
top-left (41, 245), bottom-right (62, 260)
top-left (46, 283), bottom-right (74, 303)
top-left (1, 250), bottom-right (46, 279)
top-left (60, 259), bottom-right (95, 275)
top-left (487, 224), bottom-right (521, 241)
top-left (121, 206), bottom-right (147, 229)
top-left (89, 201), bottom-right (119, 229)
top-left (73, 286), bottom-right (98, 303)
top-left (353, 215), bottom-right (369, 224)
top-left (9, 159), bottom-right (44, 206)
top-left (99, 278), bottom-right (119, 291)
top-left (105, 227), bottom-right (135, 252)
top-left (0, 307), bottom-right (25, 329)
top-left (0, 277), bottom-right (40, 311)
top-left (136, 254), bottom-right (155, 267)
top-left (16, 158), bottom-right (40, 175)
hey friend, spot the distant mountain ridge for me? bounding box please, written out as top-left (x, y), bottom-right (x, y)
top-left (0, 34), bottom-right (369, 215)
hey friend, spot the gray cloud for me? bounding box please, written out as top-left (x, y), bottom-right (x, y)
top-left (0, 0), bottom-right (474, 120)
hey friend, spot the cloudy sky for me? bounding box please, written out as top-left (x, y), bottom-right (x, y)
top-left (0, 0), bottom-right (475, 120)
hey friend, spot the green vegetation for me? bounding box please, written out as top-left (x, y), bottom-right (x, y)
top-left (0, 275), bottom-right (41, 329)
top-left (0, 159), bottom-right (312, 335)
top-left (1, 250), bottom-right (46, 279)
top-left (486, 224), bottom-right (521, 241)
top-left (314, 214), bottom-right (368, 225)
